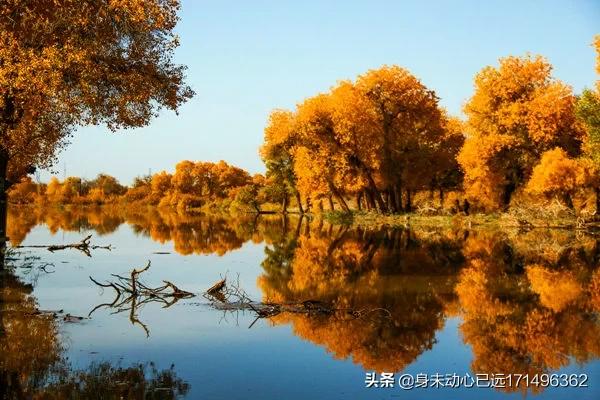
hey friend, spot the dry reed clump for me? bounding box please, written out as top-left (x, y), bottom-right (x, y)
top-left (501, 200), bottom-right (577, 228)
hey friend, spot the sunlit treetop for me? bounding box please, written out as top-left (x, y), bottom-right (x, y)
top-left (464, 55), bottom-right (583, 150)
top-left (261, 109), bottom-right (296, 151)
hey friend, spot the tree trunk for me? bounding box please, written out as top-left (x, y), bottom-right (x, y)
top-left (328, 195), bottom-right (335, 211)
top-left (562, 193), bottom-right (574, 210)
top-left (333, 192), bottom-right (350, 212)
top-left (366, 190), bottom-right (375, 210)
top-left (596, 187), bottom-right (600, 218)
top-left (356, 193), bottom-right (362, 211)
top-left (328, 182), bottom-right (350, 212)
top-left (439, 189), bottom-right (445, 209)
top-left (354, 159), bottom-right (387, 213)
top-left (295, 214), bottom-right (303, 238)
top-left (295, 192), bottom-right (304, 214)
top-left (388, 188), bottom-right (398, 213)
top-left (282, 214), bottom-right (288, 234)
top-left (367, 178), bottom-right (387, 213)
top-left (501, 174), bottom-right (518, 210)
top-left (395, 185), bottom-right (404, 213)
top-left (405, 189), bottom-right (412, 212)
top-left (0, 148), bottom-right (8, 272)
top-left (281, 192), bottom-right (288, 214)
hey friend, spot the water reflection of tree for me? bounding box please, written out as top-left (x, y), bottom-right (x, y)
top-left (6, 205), bottom-right (600, 394)
top-left (258, 223), bottom-right (600, 392)
top-left (0, 267), bottom-right (190, 399)
top-left (258, 224), bottom-right (466, 372)
top-left (0, 271), bottom-right (61, 396)
top-left (7, 205), bottom-right (289, 256)
top-left (456, 230), bottom-right (600, 394)
top-left (127, 208), bottom-right (252, 256)
top-left (7, 206), bottom-right (125, 246)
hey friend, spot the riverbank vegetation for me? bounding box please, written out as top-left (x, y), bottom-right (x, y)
top-left (5, 36), bottom-right (600, 226)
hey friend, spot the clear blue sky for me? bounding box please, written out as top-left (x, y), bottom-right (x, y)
top-left (41, 0), bottom-right (600, 184)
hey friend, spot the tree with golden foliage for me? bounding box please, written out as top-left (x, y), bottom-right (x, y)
top-left (352, 66), bottom-right (448, 212)
top-left (0, 0), bottom-right (193, 266)
top-left (458, 55), bottom-right (585, 210)
top-left (261, 110), bottom-right (303, 213)
top-left (575, 35), bottom-right (600, 215)
top-left (525, 148), bottom-right (596, 209)
top-left (261, 66), bottom-right (457, 214)
top-left (151, 171), bottom-right (173, 196)
top-left (6, 176), bottom-right (38, 204)
top-left (164, 160), bottom-right (251, 211)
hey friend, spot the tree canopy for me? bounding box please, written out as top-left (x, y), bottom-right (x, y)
top-left (458, 55), bottom-right (585, 209)
top-left (0, 0), bottom-right (193, 184)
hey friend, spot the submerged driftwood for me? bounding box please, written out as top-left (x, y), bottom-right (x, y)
top-left (88, 263), bottom-right (389, 335)
top-left (18, 235), bottom-right (112, 257)
top-left (89, 261), bottom-right (194, 336)
top-left (203, 277), bottom-right (391, 329)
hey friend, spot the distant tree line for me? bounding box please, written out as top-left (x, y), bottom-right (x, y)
top-left (8, 160), bottom-right (281, 213)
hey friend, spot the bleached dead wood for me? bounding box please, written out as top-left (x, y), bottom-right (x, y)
top-left (18, 235), bottom-right (111, 257)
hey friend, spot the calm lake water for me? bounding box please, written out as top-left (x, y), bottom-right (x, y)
top-left (1, 206), bottom-right (600, 399)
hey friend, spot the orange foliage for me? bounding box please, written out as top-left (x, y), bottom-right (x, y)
top-left (459, 55), bottom-right (584, 210)
top-left (526, 264), bottom-right (583, 312)
top-left (0, 0), bottom-right (192, 186)
top-left (7, 177), bottom-right (38, 204)
top-left (261, 65), bottom-right (458, 213)
top-left (525, 148), bottom-right (596, 205)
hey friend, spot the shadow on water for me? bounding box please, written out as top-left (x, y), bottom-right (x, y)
top-left (4, 205), bottom-right (600, 397)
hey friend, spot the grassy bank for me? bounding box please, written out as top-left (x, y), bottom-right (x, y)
top-left (324, 208), bottom-right (600, 231)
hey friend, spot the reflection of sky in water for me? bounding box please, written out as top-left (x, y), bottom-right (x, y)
top-left (12, 223), bottom-right (600, 399)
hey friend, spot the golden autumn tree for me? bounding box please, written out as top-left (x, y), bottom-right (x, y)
top-left (151, 171), bottom-right (173, 197)
top-left (260, 109), bottom-right (303, 213)
top-left (7, 176), bottom-right (38, 204)
top-left (596, 35), bottom-right (600, 92)
top-left (430, 113), bottom-right (465, 206)
top-left (0, 0), bottom-right (193, 266)
top-left (161, 160), bottom-right (251, 211)
top-left (292, 93), bottom-right (359, 212)
top-left (264, 66), bottom-right (452, 214)
top-left (124, 175), bottom-right (152, 202)
top-left (525, 147), bottom-right (596, 208)
top-left (575, 35), bottom-right (600, 214)
top-left (458, 55), bottom-right (585, 210)
top-left (234, 173), bottom-right (268, 214)
top-left (353, 66), bottom-right (447, 212)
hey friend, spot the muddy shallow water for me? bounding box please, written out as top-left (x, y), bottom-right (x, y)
top-left (1, 206), bottom-right (600, 399)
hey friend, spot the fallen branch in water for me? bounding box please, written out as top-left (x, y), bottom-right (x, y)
top-left (88, 261), bottom-right (195, 337)
top-left (89, 265), bottom-right (390, 335)
top-left (17, 235), bottom-right (112, 257)
top-left (203, 276), bottom-right (391, 328)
